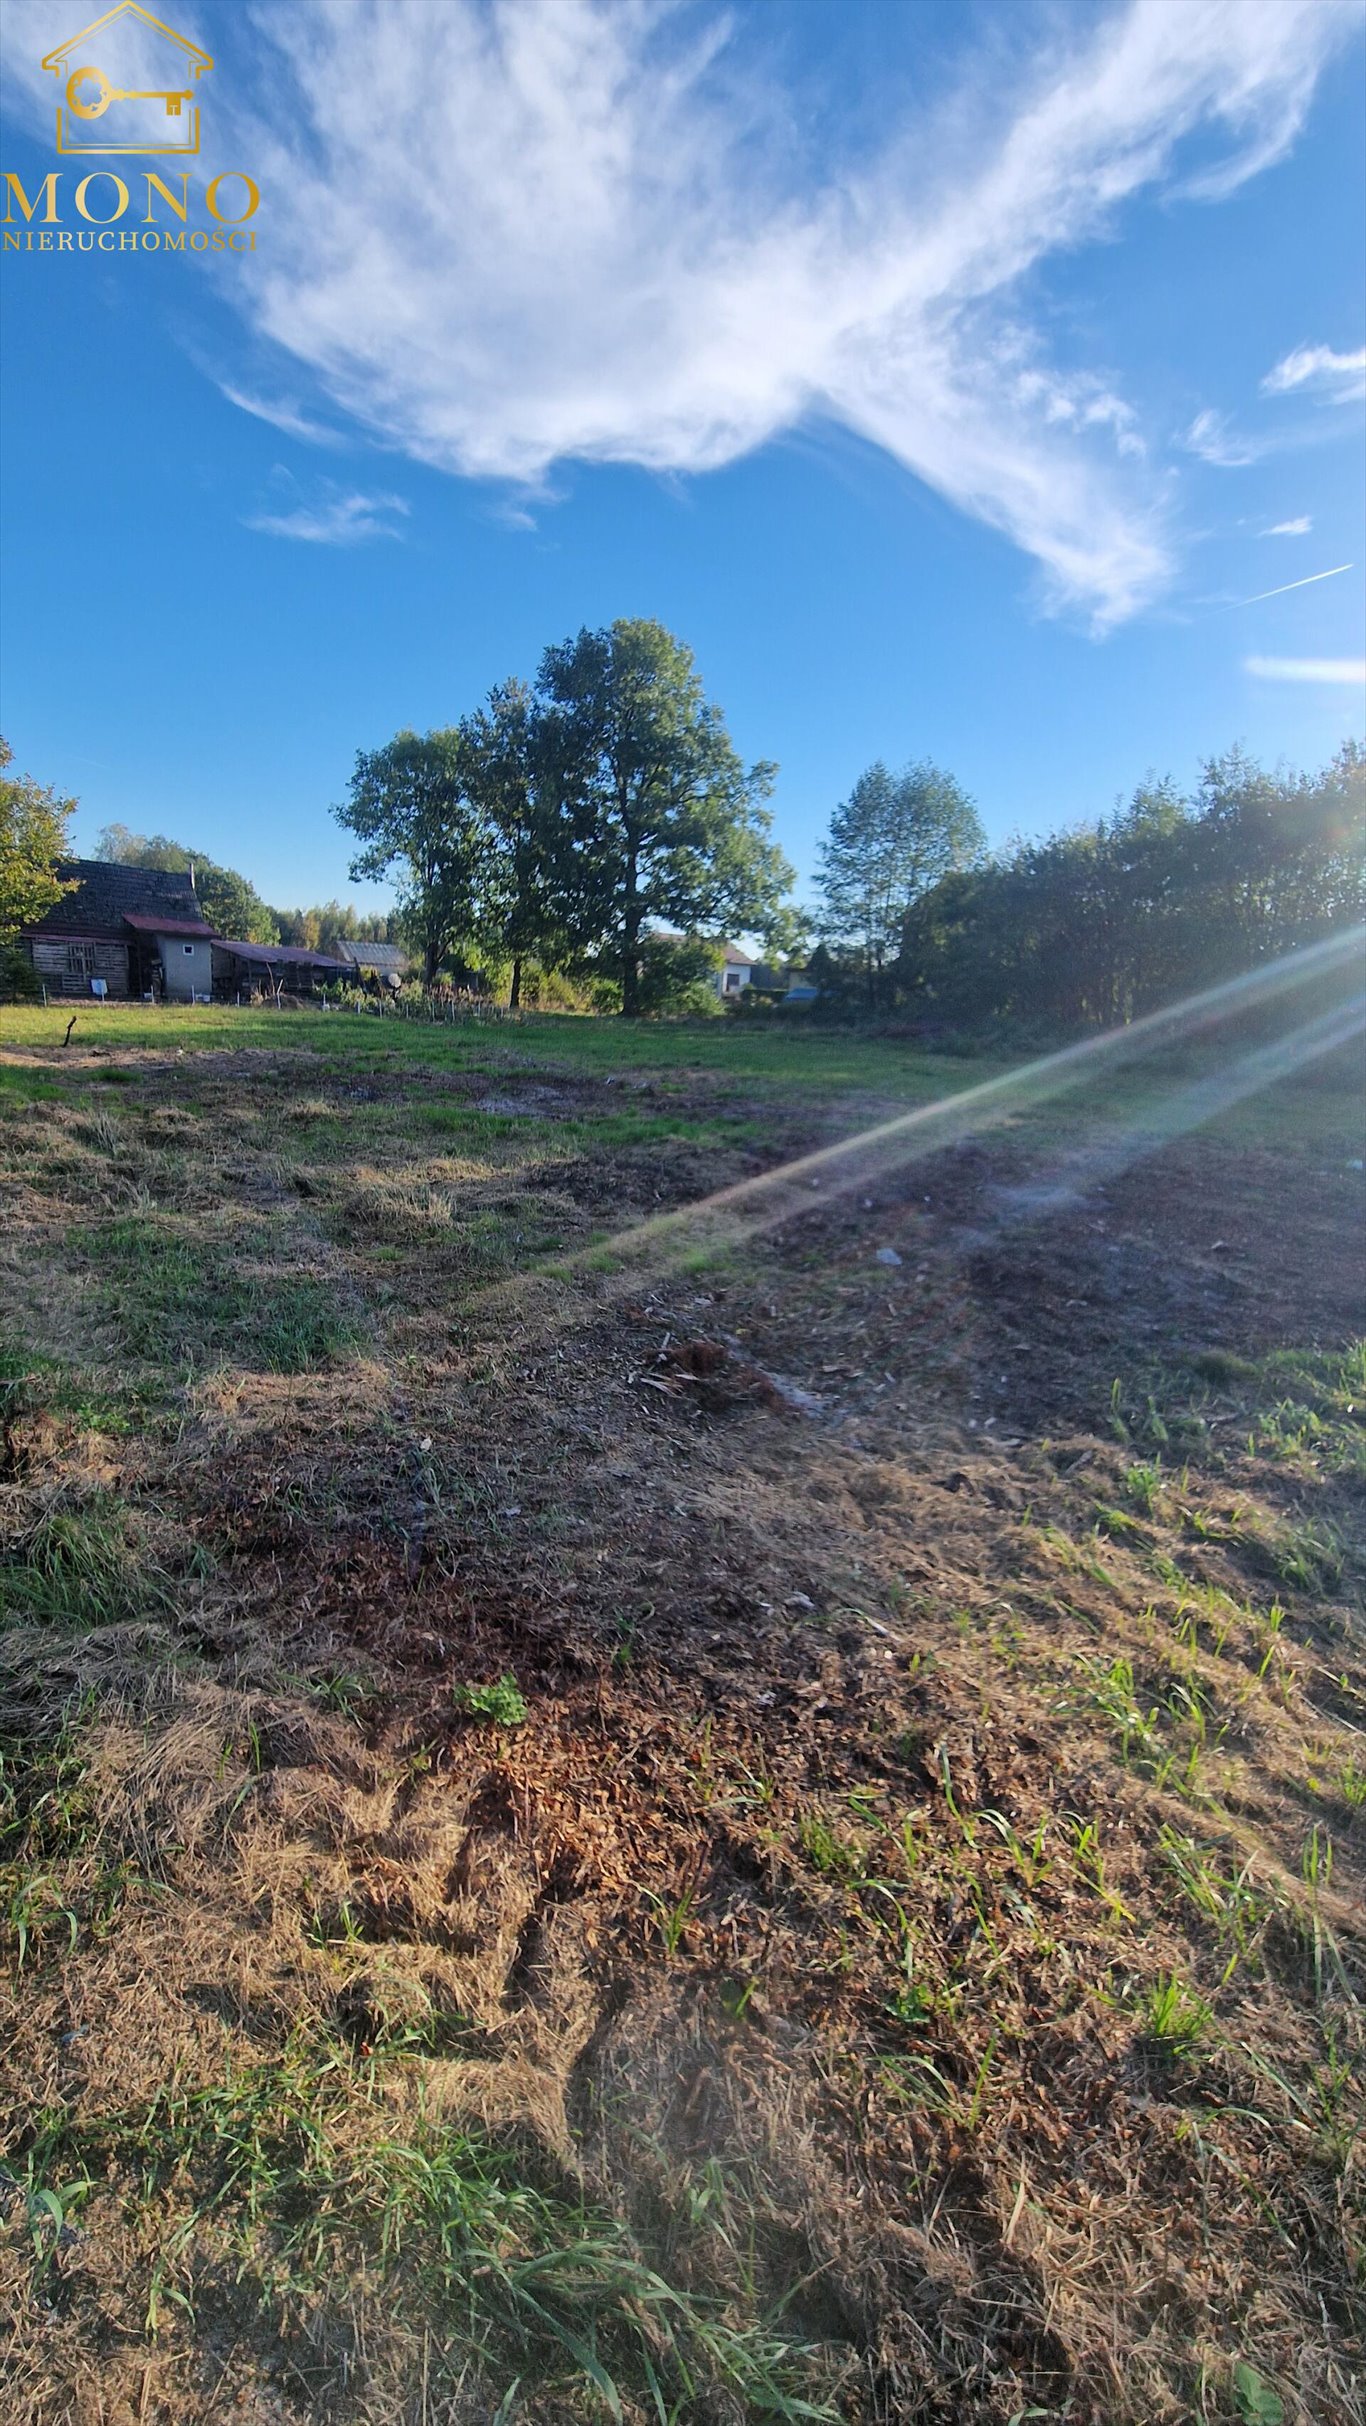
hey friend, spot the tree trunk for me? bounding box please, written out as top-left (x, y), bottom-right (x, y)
top-left (509, 955), bottom-right (522, 1010)
top-left (621, 847), bottom-right (640, 1016)
top-left (621, 935), bottom-right (641, 1017)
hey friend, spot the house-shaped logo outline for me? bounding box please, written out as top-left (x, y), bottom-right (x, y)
top-left (41, 3), bottom-right (214, 157)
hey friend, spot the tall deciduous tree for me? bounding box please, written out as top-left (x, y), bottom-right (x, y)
top-left (537, 621), bottom-right (791, 1016)
top-left (459, 679), bottom-right (568, 1008)
top-left (332, 730), bottom-right (492, 984)
top-left (819, 760), bottom-right (985, 1009)
top-left (0, 739), bottom-right (76, 937)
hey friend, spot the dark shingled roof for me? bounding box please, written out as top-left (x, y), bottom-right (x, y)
top-left (26, 859), bottom-right (204, 940)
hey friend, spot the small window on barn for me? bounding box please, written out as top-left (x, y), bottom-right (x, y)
top-left (183, 943), bottom-right (195, 955)
top-left (66, 942), bottom-right (95, 976)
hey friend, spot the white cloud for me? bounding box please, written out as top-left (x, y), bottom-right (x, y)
top-left (204, 0), bottom-right (1361, 629)
top-left (1245, 655), bottom-right (1366, 684)
top-left (2, 0), bottom-right (1357, 625)
top-left (1008, 366), bottom-right (1147, 458)
top-left (218, 382), bottom-right (346, 447)
top-left (486, 499), bottom-right (540, 532)
top-left (1182, 409), bottom-right (1263, 468)
top-left (1262, 344), bottom-right (1366, 403)
top-left (243, 483), bottom-right (410, 543)
top-left (1261, 515), bottom-right (1312, 535)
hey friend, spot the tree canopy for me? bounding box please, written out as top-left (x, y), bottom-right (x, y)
top-left (332, 620), bottom-right (794, 1012)
top-left (332, 729), bottom-right (495, 985)
top-left (895, 740), bottom-right (1365, 1032)
top-left (818, 760), bottom-right (985, 1010)
top-left (537, 620), bottom-right (792, 1014)
top-left (457, 678), bottom-right (568, 1009)
top-left (273, 899), bottom-right (402, 954)
top-left (0, 738), bottom-right (76, 939)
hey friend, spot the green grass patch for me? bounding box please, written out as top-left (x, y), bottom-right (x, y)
top-left (0, 1065), bottom-right (68, 1105)
top-left (0, 1491), bottom-right (182, 1628)
top-left (18, 2036), bottom-right (835, 2418)
top-left (248, 1275), bottom-right (366, 1374)
top-left (71, 1216), bottom-right (365, 1373)
top-left (420, 1104), bottom-right (547, 1141)
top-left (0, 1714), bottom-right (97, 1862)
top-left (1113, 1340), bottom-right (1366, 1514)
top-left (0, 997), bottom-right (1007, 1111)
top-left (1140, 1973), bottom-right (1213, 2061)
top-left (0, 1346), bottom-right (158, 1439)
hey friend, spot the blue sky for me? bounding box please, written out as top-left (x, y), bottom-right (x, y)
top-left (1, 0), bottom-right (1363, 918)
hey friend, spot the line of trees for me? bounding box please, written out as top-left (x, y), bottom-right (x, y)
top-left (9, 683), bottom-right (1362, 1036)
top-left (333, 619), bottom-right (797, 1013)
top-left (812, 741), bottom-right (1364, 1030)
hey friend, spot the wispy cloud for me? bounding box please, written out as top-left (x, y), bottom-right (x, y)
top-left (219, 382), bottom-right (346, 448)
top-left (1261, 515), bottom-right (1312, 535)
top-left (1182, 409), bottom-right (1264, 468)
top-left (1262, 343), bottom-right (1366, 403)
top-left (485, 498), bottom-right (541, 533)
top-left (1245, 656), bottom-right (1366, 683)
top-left (210, 0), bottom-right (1358, 631)
top-left (2, 0), bottom-right (1355, 626)
top-left (1011, 368), bottom-right (1146, 459)
top-left (243, 483), bottom-right (410, 544)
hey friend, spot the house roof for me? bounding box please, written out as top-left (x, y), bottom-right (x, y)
top-left (123, 911), bottom-right (216, 938)
top-left (42, 5), bottom-right (214, 69)
top-left (217, 939), bottom-right (350, 970)
top-left (25, 858), bottom-right (204, 941)
top-left (334, 940), bottom-right (408, 972)
top-left (719, 942), bottom-right (756, 965)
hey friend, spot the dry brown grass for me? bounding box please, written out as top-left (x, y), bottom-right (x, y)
top-left (0, 1025), bottom-right (1362, 2424)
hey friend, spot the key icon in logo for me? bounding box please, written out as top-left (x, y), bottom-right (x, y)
top-left (67, 66), bottom-right (193, 120)
top-left (41, 5), bottom-right (214, 156)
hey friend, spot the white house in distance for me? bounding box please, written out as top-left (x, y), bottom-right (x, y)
top-left (717, 942), bottom-right (757, 999)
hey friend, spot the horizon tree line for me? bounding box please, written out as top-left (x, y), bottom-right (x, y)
top-left (813, 741), bottom-right (1363, 1030)
top-left (4, 628), bottom-right (1362, 1026)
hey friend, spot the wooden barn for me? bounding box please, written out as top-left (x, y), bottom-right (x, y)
top-left (20, 860), bottom-right (217, 1002)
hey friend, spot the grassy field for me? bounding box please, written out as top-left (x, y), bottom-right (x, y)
top-left (1, 999), bottom-right (1363, 2425)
